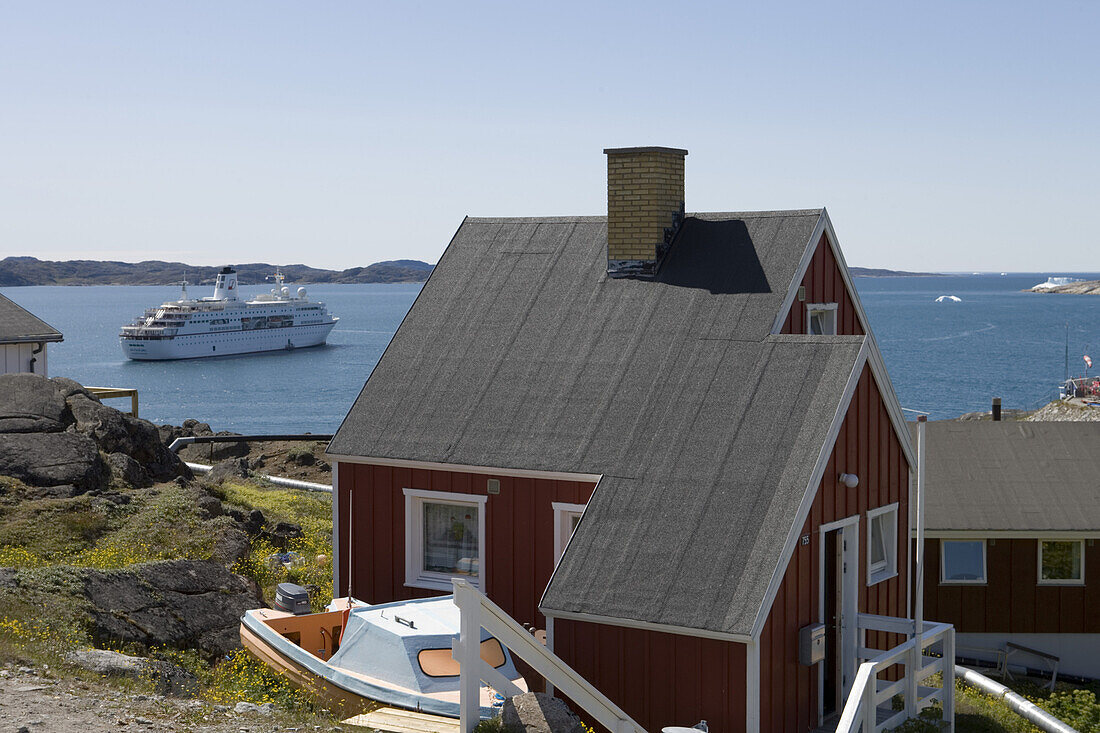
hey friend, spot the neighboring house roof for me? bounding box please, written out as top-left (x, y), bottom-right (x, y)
top-left (912, 421), bottom-right (1100, 532)
top-left (0, 293), bottom-right (63, 344)
top-left (330, 210), bottom-right (884, 637)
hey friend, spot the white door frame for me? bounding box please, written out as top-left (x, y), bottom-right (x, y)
top-left (818, 514), bottom-right (860, 720)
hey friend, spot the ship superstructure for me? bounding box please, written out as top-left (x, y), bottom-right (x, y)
top-left (120, 267), bottom-right (338, 360)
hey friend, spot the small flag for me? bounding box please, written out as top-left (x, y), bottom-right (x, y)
top-left (1085, 355), bottom-right (1093, 368)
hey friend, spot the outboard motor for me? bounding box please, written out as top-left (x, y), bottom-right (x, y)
top-left (274, 582), bottom-right (311, 615)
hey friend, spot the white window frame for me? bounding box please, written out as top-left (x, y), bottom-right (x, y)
top-left (404, 488), bottom-right (488, 592)
top-left (552, 502), bottom-right (586, 564)
top-left (939, 539), bottom-right (987, 585)
top-left (866, 503), bottom-right (898, 586)
top-left (806, 302), bottom-right (838, 335)
top-left (1037, 539), bottom-right (1085, 586)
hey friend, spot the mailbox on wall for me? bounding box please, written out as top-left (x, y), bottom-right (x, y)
top-left (799, 623), bottom-right (826, 666)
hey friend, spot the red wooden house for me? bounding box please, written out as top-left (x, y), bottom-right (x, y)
top-left (327, 147), bottom-right (922, 732)
top-left (916, 420), bottom-right (1100, 680)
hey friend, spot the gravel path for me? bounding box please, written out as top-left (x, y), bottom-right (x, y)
top-left (0, 668), bottom-right (351, 733)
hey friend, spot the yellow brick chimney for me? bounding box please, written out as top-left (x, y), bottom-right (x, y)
top-left (604, 146), bottom-right (688, 275)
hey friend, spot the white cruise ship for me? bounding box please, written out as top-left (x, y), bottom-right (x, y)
top-left (120, 267), bottom-right (338, 360)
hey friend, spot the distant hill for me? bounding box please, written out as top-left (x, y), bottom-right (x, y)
top-left (849, 266), bottom-right (938, 277)
top-left (0, 257), bottom-right (434, 286)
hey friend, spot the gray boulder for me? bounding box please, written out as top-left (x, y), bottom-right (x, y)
top-left (196, 494), bottom-right (223, 519)
top-left (207, 457), bottom-right (250, 484)
top-left (179, 433), bottom-right (249, 462)
top-left (210, 526), bottom-right (251, 566)
top-left (67, 394), bottom-right (189, 482)
top-left (0, 373), bottom-right (69, 433)
top-left (107, 452), bottom-right (151, 488)
top-left (502, 692), bottom-right (584, 733)
top-left (0, 432), bottom-right (108, 492)
top-left (82, 559), bottom-right (262, 658)
top-left (22, 483), bottom-right (81, 499)
top-left (66, 648), bottom-right (198, 697)
top-left (50, 377), bottom-right (96, 400)
top-left (68, 394), bottom-right (132, 452)
top-left (266, 521), bottom-right (303, 549)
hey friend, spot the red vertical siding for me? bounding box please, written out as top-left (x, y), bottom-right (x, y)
top-left (554, 619), bottom-right (747, 733)
top-left (780, 234), bottom-right (865, 336)
top-left (924, 538), bottom-right (1100, 634)
top-left (335, 462), bottom-right (596, 627)
top-left (758, 364), bottom-right (910, 733)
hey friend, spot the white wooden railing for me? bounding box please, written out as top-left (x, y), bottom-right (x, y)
top-left (836, 613), bottom-right (955, 733)
top-left (451, 578), bottom-right (645, 733)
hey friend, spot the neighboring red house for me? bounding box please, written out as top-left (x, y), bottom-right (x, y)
top-left (327, 147), bottom-right (920, 732)
top-left (916, 420), bottom-right (1100, 680)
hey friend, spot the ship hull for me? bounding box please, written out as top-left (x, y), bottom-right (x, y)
top-left (121, 322), bottom-right (336, 361)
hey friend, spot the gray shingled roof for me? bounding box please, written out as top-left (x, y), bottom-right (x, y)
top-left (0, 293), bottom-right (63, 344)
top-left (912, 421), bottom-right (1100, 532)
top-left (330, 210), bottom-right (869, 636)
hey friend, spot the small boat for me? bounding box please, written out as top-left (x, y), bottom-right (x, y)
top-left (934, 295), bottom-right (962, 302)
top-left (240, 589), bottom-right (528, 719)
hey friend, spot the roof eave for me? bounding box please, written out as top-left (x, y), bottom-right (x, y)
top-left (0, 334), bottom-right (63, 344)
top-left (749, 340), bottom-right (871, 639)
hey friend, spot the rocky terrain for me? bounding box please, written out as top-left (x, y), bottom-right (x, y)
top-left (956, 398), bottom-right (1100, 422)
top-left (0, 256), bottom-right (433, 286)
top-left (166, 420), bottom-right (334, 485)
top-left (0, 373), bottom-right (344, 728)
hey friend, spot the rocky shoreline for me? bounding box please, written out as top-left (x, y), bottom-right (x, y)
top-left (1026, 279), bottom-right (1100, 294)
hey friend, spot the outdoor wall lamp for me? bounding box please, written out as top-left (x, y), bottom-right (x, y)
top-left (839, 473), bottom-right (859, 489)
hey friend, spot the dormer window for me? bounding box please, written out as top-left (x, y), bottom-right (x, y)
top-left (806, 303), bottom-right (838, 335)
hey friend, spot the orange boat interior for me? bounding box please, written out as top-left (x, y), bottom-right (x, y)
top-left (257, 609), bottom-right (346, 662)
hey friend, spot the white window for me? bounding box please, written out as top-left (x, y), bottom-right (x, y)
top-left (1038, 540), bottom-right (1084, 585)
top-left (552, 502), bottom-right (586, 563)
top-left (806, 303), bottom-right (838, 335)
top-left (940, 539), bottom-right (987, 584)
top-left (866, 503), bottom-right (898, 585)
top-left (404, 489), bottom-right (488, 592)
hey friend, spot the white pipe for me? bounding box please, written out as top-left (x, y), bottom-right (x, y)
top-left (185, 461), bottom-right (332, 493)
top-left (955, 666), bottom-right (1079, 733)
top-left (914, 416), bottom-right (926, 634)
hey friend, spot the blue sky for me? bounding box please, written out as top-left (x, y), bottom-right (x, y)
top-left (2, 1), bottom-right (1097, 271)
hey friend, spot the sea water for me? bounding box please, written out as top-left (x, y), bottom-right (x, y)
top-left (858, 273), bottom-right (1100, 418)
top-left (2, 283), bottom-right (420, 434)
top-left (5, 273), bottom-right (1100, 431)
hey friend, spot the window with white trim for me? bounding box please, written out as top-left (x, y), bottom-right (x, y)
top-left (866, 503), bottom-right (898, 585)
top-left (552, 502), bottom-right (586, 563)
top-left (404, 489), bottom-right (487, 591)
top-left (806, 303), bottom-right (838, 335)
top-left (940, 539), bottom-right (986, 584)
top-left (1038, 540), bottom-right (1084, 585)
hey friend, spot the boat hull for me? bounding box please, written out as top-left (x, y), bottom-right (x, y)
top-left (121, 322), bottom-right (336, 360)
top-left (240, 619), bottom-right (377, 718)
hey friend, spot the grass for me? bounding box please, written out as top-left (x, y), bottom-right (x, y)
top-left (0, 478), bottom-right (221, 568)
top-left (214, 479), bottom-right (334, 610)
top-left (887, 675), bottom-right (1100, 733)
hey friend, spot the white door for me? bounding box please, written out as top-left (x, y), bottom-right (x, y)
top-left (820, 516), bottom-right (860, 719)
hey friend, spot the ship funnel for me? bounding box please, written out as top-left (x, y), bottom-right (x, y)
top-left (213, 267), bottom-right (239, 301)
